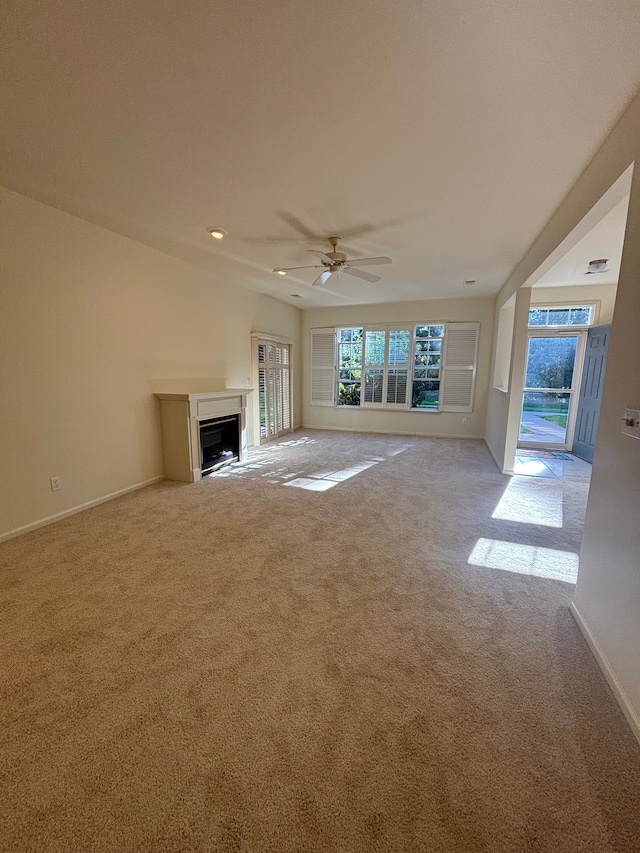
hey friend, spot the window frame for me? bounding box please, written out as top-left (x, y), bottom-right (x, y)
top-left (313, 321), bottom-right (479, 414)
top-left (336, 326), bottom-right (364, 407)
top-left (527, 302), bottom-right (599, 329)
top-left (361, 325), bottom-right (412, 409)
top-left (410, 323), bottom-right (446, 412)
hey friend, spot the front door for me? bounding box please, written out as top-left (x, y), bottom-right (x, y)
top-left (518, 331), bottom-right (586, 449)
top-left (572, 324), bottom-right (611, 463)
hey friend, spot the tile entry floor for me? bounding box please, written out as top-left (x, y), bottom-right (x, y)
top-left (513, 451), bottom-right (592, 482)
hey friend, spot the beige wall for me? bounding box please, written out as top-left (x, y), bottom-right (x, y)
top-left (0, 187), bottom-right (301, 540)
top-left (301, 297), bottom-right (495, 439)
top-left (484, 89), bottom-right (640, 739)
top-left (573, 166), bottom-right (640, 737)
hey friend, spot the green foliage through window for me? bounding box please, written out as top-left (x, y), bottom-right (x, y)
top-left (337, 327), bottom-right (363, 406)
top-left (412, 325), bottom-right (444, 409)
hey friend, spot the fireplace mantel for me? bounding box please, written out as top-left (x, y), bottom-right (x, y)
top-left (155, 389), bottom-right (251, 482)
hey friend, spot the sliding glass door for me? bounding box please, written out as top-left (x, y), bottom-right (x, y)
top-left (256, 339), bottom-right (292, 444)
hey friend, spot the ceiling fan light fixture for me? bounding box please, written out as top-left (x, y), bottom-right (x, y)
top-left (207, 227), bottom-right (228, 240)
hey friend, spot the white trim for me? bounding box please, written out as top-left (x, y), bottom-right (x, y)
top-left (251, 331), bottom-right (293, 345)
top-left (0, 476), bottom-right (164, 544)
top-left (301, 422), bottom-right (483, 439)
top-left (569, 602), bottom-right (640, 746)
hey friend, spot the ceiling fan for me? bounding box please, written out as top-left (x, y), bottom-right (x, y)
top-left (273, 237), bottom-right (392, 287)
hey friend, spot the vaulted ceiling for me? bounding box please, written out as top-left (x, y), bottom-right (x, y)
top-left (2, 1), bottom-right (640, 307)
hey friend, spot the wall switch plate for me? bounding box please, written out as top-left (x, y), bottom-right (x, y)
top-left (50, 476), bottom-right (62, 491)
top-left (621, 408), bottom-right (640, 440)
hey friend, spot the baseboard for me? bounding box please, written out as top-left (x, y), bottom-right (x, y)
top-left (300, 423), bottom-right (483, 440)
top-left (569, 602), bottom-right (640, 746)
top-left (0, 476), bottom-right (165, 544)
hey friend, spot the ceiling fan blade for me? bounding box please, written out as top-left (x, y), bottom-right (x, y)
top-left (349, 256), bottom-right (392, 266)
top-left (311, 270), bottom-right (333, 287)
top-left (274, 264), bottom-right (324, 272)
top-left (308, 249), bottom-right (334, 264)
top-left (278, 212), bottom-right (320, 240)
top-left (338, 215), bottom-right (411, 240)
top-left (344, 267), bottom-right (381, 283)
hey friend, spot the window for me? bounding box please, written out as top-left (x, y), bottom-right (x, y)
top-left (311, 322), bottom-right (479, 413)
top-left (362, 327), bottom-right (411, 407)
top-left (528, 305), bottom-right (595, 327)
top-left (337, 328), bottom-right (363, 406)
top-left (411, 325), bottom-right (444, 409)
top-left (387, 329), bottom-right (411, 405)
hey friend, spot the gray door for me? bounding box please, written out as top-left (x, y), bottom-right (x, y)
top-left (572, 324), bottom-right (610, 462)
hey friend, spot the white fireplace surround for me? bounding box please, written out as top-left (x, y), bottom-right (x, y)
top-left (155, 389), bottom-right (251, 482)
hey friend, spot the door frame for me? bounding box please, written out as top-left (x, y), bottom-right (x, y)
top-left (251, 333), bottom-right (294, 446)
top-left (518, 328), bottom-right (588, 451)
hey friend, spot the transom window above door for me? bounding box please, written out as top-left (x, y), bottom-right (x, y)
top-left (528, 304), bottom-right (596, 328)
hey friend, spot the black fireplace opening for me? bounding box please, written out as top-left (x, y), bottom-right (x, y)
top-left (199, 415), bottom-right (240, 474)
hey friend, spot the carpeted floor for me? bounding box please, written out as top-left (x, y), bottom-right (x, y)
top-left (1, 430), bottom-right (639, 852)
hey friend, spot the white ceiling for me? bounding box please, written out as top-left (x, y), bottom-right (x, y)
top-left (533, 195), bottom-right (630, 289)
top-left (2, 1), bottom-right (640, 308)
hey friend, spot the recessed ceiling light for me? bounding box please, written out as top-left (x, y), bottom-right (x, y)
top-left (464, 279), bottom-right (477, 287)
top-left (275, 269), bottom-right (287, 276)
top-left (291, 293), bottom-right (302, 299)
top-left (207, 227), bottom-right (228, 240)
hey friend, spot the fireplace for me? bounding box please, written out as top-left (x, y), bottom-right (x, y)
top-left (199, 415), bottom-right (239, 474)
top-left (155, 388), bottom-right (251, 482)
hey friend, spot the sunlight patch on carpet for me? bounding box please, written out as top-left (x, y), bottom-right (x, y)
top-left (468, 538), bottom-right (579, 582)
top-left (492, 479), bottom-right (563, 528)
top-left (284, 460), bottom-right (380, 490)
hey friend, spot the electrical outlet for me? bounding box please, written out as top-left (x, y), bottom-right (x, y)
top-left (462, 418), bottom-right (468, 425)
top-left (50, 476), bottom-right (62, 491)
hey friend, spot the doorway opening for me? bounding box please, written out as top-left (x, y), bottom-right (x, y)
top-left (518, 306), bottom-right (593, 450)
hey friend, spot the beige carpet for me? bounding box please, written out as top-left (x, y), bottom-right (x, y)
top-left (1, 430), bottom-right (639, 852)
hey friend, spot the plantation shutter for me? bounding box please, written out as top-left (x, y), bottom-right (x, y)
top-left (387, 328), bottom-right (410, 406)
top-left (310, 328), bottom-right (336, 406)
top-left (257, 343), bottom-right (269, 440)
top-left (254, 335), bottom-right (293, 444)
top-left (441, 322), bottom-right (479, 412)
top-left (278, 344), bottom-right (292, 431)
top-left (363, 329), bottom-right (385, 405)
